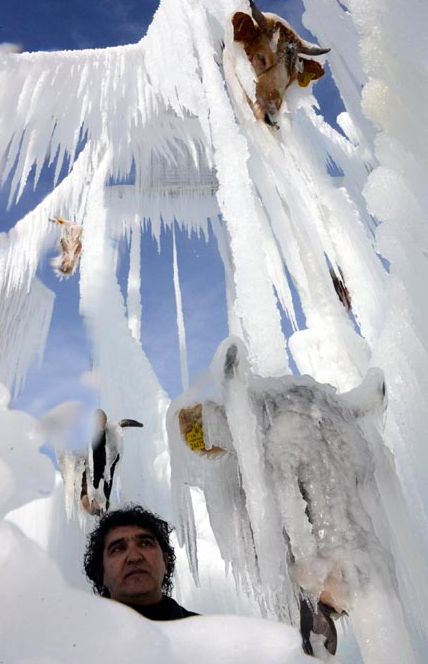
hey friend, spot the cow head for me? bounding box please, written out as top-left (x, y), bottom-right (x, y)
top-left (232, 0), bottom-right (330, 124)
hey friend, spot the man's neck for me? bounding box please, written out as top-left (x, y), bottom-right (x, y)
top-left (117, 591), bottom-right (163, 607)
top-left (127, 596), bottom-right (169, 618)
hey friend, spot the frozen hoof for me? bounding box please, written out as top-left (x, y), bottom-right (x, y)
top-left (263, 112), bottom-right (279, 129)
top-left (300, 598), bottom-right (337, 657)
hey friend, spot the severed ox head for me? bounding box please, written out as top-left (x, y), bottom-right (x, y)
top-left (232, 0), bottom-right (330, 125)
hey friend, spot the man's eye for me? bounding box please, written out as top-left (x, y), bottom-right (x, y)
top-left (111, 544), bottom-right (125, 553)
top-left (140, 540), bottom-right (153, 547)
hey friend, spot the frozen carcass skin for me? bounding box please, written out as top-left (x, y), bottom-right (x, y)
top-left (250, 372), bottom-right (388, 612)
top-left (50, 218), bottom-right (83, 278)
top-left (169, 337), bottom-right (421, 660)
top-left (219, 339), bottom-right (419, 663)
top-left (220, 340), bottom-right (390, 609)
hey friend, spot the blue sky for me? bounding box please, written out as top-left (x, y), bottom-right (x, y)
top-left (0, 0), bottom-right (344, 432)
top-left (0, 0), bottom-right (159, 51)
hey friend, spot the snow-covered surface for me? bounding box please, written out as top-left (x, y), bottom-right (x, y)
top-left (1, 521), bottom-right (315, 664)
top-left (1, 0), bottom-right (428, 662)
top-left (1, 390), bottom-right (317, 664)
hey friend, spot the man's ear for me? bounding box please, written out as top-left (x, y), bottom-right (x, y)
top-left (224, 343), bottom-right (239, 379)
top-left (163, 552), bottom-right (169, 572)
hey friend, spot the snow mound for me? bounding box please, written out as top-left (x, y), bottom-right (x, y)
top-left (0, 520), bottom-right (315, 664)
top-left (0, 384), bottom-right (54, 518)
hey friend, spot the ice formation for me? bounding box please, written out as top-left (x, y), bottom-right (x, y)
top-left (0, 403), bottom-right (311, 664)
top-left (0, 275), bottom-right (54, 396)
top-left (1, 0), bottom-right (428, 662)
top-left (57, 409), bottom-right (144, 520)
top-left (168, 337), bottom-right (428, 662)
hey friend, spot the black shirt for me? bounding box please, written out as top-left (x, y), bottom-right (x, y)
top-left (128, 595), bottom-right (198, 621)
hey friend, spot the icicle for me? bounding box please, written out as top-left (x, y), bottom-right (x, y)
top-left (172, 222), bottom-right (189, 392)
top-left (0, 277), bottom-right (54, 396)
top-left (186, 0), bottom-right (290, 377)
top-left (210, 216), bottom-right (245, 339)
top-left (127, 217), bottom-right (142, 343)
top-left (78, 149), bottom-right (171, 516)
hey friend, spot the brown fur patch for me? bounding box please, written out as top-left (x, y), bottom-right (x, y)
top-left (178, 404), bottom-right (225, 455)
top-left (231, 7), bottom-right (327, 123)
top-left (51, 222), bottom-right (83, 278)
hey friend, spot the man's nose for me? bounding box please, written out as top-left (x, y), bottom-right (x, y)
top-left (126, 543), bottom-right (144, 562)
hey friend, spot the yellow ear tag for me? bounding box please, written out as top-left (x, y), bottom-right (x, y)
top-left (186, 423), bottom-right (206, 451)
top-left (56, 216), bottom-right (65, 224)
top-left (298, 70), bottom-right (315, 87)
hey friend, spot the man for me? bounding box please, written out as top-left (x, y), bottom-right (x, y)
top-left (84, 505), bottom-right (197, 620)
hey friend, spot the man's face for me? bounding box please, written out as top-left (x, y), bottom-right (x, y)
top-left (102, 525), bottom-right (168, 606)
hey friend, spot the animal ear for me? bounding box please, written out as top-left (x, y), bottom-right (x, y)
top-left (340, 368), bottom-right (387, 416)
top-left (224, 343), bottom-right (239, 379)
top-left (95, 409), bottom-right (108, 429)
top-left (297, 59), bottom-right (326, 87)
top-left (210, 337), bottom-right (249, 385)
top-left (232, 12), bottom-right (258, 44)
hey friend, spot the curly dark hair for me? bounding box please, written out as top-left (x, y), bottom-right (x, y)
top-left (83, 505), bottom-right (176, 597)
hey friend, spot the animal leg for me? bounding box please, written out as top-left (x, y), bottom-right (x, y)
top-left (103, 453), bottom-right (120, 510)
top-left (300, 597), bottom-right (338, 657)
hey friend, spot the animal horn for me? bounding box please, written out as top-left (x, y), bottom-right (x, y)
top-left (298, 43), bottom-right (331, 56)
top-left (249, 0), bottom-right (268, 30)
top-left (118, 418), bottom-right (144, 428)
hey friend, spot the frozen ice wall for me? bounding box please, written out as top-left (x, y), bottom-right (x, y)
top-left (0, 0), bottom-right (428, 661)
top-left (303, 0), bottom-right (428, 566)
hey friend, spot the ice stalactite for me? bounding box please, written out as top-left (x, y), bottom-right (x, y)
top-left (78, 150), bottom-right (172, 517)
top-left (338, 0), bottom-right (428, 578)
top-left (223, 14), bottom-right (381, 392)
top-left (0, 142), bottom-right (91, 400)
top-left (183, 0), bottom-right (291, 378)
top-left (166, 365), bottom-right (264, 612)
top-left (302, 0), bottom-right (377, 160)
top-left (210, 216), bottom-right (246, 341)
top-left (0, 142), bottom-right (95, 300)
top-left (127, 218), bottom-right (142, 343)
top-left (0, 277), bottom-right (54, 396)
top-left (172, 222), bottom-right (189, 392)
top-left (300, 0), bottom-right (428, 531)
top-left (56, 451), bottom-right (86, 522)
